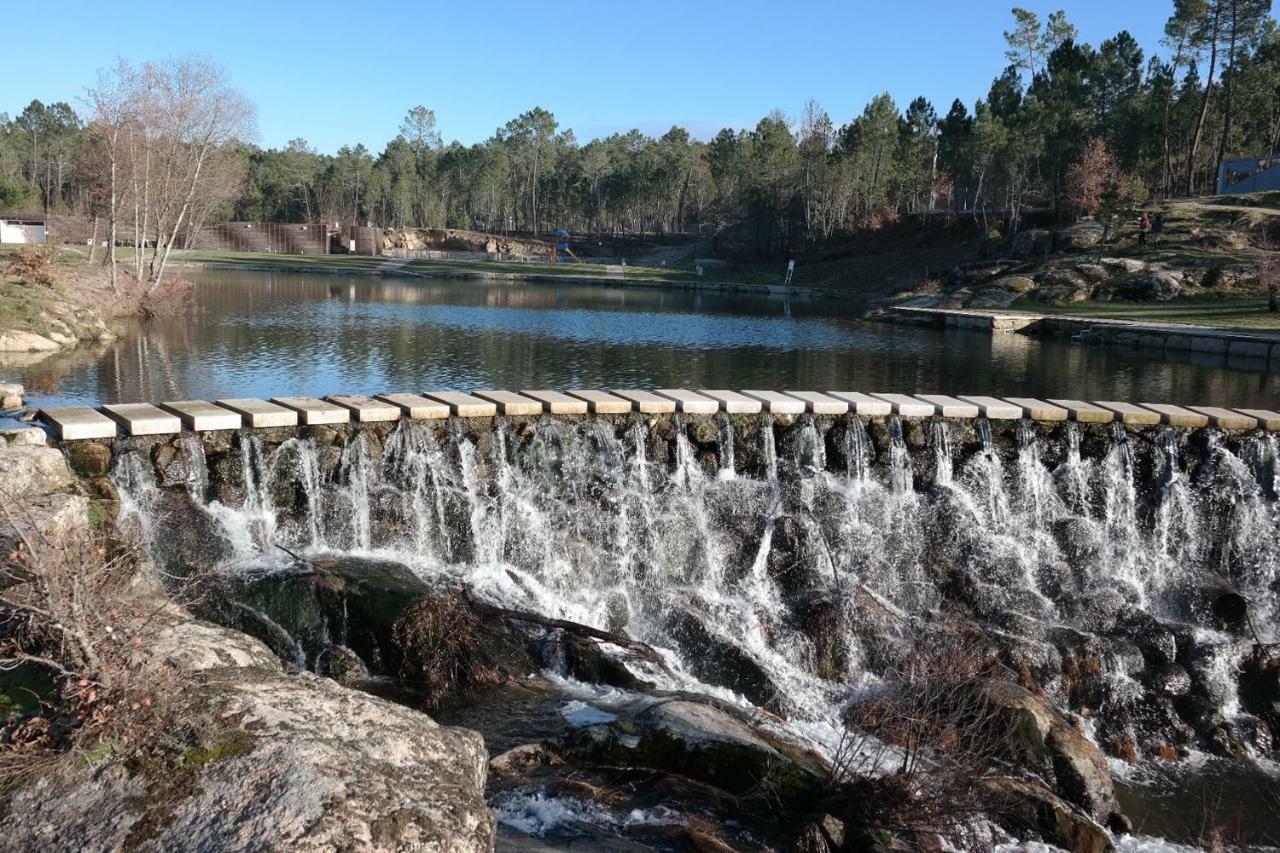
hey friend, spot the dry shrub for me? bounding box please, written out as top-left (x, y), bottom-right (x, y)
top-left (1109, 736), bottom-right (1138, 763)
top-left (113, 272), bottom-right (196, 319)
top-left (392, 592), bottom-right (496, 705)
top-left (6, 245), bottom-right (57, 287)
top-left (1152, 743), bottom-right (1180, 761)
top-left (830, 630), bottom-right (1013, 848)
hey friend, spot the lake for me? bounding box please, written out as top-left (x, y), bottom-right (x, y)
top-left (10, 269), bottom-right (1280, 409)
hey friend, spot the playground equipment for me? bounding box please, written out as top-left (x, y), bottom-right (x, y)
top-left (549, 228), bottom-right (580, 263)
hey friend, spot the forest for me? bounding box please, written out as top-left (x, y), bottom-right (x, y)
top-left (1, 1), bottom-right (1278, 259)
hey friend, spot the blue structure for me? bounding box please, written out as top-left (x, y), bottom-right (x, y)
top-left (1217, 155), bottom-right (1280, 195)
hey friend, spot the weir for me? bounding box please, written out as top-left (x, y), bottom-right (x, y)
top-left (69, 396), bottom-right (1280, 776)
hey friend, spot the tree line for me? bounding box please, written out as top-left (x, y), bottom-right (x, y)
top-left (2, 1), bottom-right (1279, 261)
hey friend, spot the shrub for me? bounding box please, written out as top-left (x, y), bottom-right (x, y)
top-left (6, 245), bottom-right (57, 287)
top-left (392, 591), bottom-right (495, 705)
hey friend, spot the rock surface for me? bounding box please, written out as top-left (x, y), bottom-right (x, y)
top-left (2, 619), bottom-right (496, 853)
top-left (0, 444), bottom-right (73, 498)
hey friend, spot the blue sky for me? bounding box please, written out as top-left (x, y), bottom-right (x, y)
top-left (4, 1), bottom-right (1176, 153)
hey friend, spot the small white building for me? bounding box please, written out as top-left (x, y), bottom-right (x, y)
top-left (0, 216), bottom-right (46, 245)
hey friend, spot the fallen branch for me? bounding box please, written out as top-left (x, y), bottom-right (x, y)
top-left (460, 588), bottom-right (673, 672)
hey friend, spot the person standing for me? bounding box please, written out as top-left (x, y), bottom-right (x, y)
top-left (1151, 213), bottom-right (1165, 247)
top-left (1138, 213), bottom-right (1151, 248)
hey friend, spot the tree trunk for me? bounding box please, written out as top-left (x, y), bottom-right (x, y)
top-left (1214, 0), bottom-right (1241, 183)
top-left (1186, 6), bottom-right (1222, 197)
top-left (88, 215), bottom-right (99, 264)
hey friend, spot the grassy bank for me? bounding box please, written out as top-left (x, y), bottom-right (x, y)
top-left (1006, 294), bottom-right (1280, 333)
top-left (166, 249), bottom-right (787, 287)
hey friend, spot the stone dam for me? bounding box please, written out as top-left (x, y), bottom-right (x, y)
top-left (19, 386), bottom-right (1280, 848)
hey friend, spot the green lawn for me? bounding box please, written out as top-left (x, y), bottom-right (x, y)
top-left (160, 249), bottom-right (785, 287)
top-left (1007, 295), bottom-right (1280, 333)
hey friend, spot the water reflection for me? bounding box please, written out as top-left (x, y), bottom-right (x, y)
top-left (8, 270), bottom-right (1280, 408)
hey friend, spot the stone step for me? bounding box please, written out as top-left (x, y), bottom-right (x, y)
top-left (217, 398), bottom-right (300, 428)
top-left (1002, 397), bottom-right (1069, 422)
top-left (271, 396), bottom-right (351, 426)
top-left (741, 390), bottom-right (806, 415)
top-left (784, 391), bottom-right (849, 415)
top-left (1141, 403), bottom-right (1210, 429)
top-left (700, 390), bottom-right (763, 414)
top-left (39, 406), bottom-right (118, 440)
top-left (957, 395), bottom-right (1023, 420)
top-left (1048, 399), bottom-right (1116, 424)
top-left (565, 389), bottom-right (632, 415)
top-left (423, 391), bottom-right (497, 418)
top-left (1233, 408), bottom-right (1280, 431)
top-left (160, 401), bottom-right (243, 432)
top-left (1096, 401), bottom-right (1161, 426)
top-left (327, 395), bottom-right (401, 423)
top-left (474, 390), bottom-right (545, 417)
top-left (914, 394), bottom-right (980, 418)
top-left (611, 389), bottom-right (676, 414)
top-left (870, 393), bottom-right (936, 418)
top-left (102, 403), bottom-right (183, 436)
top-left (654, 389), bottom-right (718, 415)
top-left (522, 390), bottom-right (589, 415)
top-left (1189, 406), bottom-right (1257, 430)
top-left (826, 392), bottom-right (892, 416)
top-left (376, 393), bottom-right (450, 420)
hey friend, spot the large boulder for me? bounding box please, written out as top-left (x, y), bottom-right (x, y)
top-left (0, 382), bottom-right (24, 410)
top-left (1012, 229), bottom-right (1052, 258)
top-left (0, 330), bottom-right (61, 353)
top-left (1123, 271), bottom-right (1183, 301)
top-left (1057, 221), bottom-right (1106, 251)
top-left (566, 698), bottom-right (826, 807)
top-left (0, 444), bottom-right (73, 499)
top-left (981, 679), bottom-right (1124, 828)
top-left (985, 777), bottom-right (1113, 853)
top-left (1, 616), bottom-right (496, 853)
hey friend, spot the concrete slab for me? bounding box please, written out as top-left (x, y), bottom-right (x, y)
top-left (327, 395), bottom-right (401, 423)
top-left (914, 394), bottom-right (980, 418)
top-left (741, 390), bottom-right (806, 415)
top-left (1234, 408), bottom-right (1280, 431)
top-left (160, 401), bottom-right (243, 432)
top-left (612, 389), bottom-right (677, 414)
top-left (1095, 401), bottom-right (1161, 426)
top-left (271, 396), bottom-right (351, 426)
top-left (101, 403), bottom-right (182, 436)
top-left (784, 391), bottom-right (849, 415)
top-left (1141, 403), bottom-right (1210, 428)
top-left (827, 392), bottom-right (893, 416)
top-left (1188, 406), bottom-right (1257, 430)
top-left (376, 393), bottom-right (450, 420)
top-left (870, 393), bottom-right (936, 418)
top-left (39, 406), bottom-right (117, 440)
top-left (700, 390), bottom-right (764, 414)
top-left (475, 390), bottom-right (545, 417)
top-left (654, 389), bottom-right (719, 415)
top-left (954, 395), bottom-right (1021, 420)
top-left (521, 390), bottom-right (589, 415)
top-left (423, 391), bottom-right (497, 418)
top-left (1048, 399), bottom-right (1116, 424)
top-left (566, 389), bottom-right (633, 415)
top-left (1001, 397), bottom-right (1069, 422)
top-left (218, 398), bottom-right (299, 428)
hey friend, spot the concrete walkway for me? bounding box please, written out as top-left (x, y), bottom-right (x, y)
top-left (886, 306), bottom-right (1280, 369)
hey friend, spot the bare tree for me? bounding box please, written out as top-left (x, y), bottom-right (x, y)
top-left (83, 59), bottom-right (135, 295)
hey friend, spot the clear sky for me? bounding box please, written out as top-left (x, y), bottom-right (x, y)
top-left (3, 1), bottom-right (1177, 153)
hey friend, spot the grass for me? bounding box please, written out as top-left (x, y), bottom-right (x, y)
top-left (163, 249), bottom-right (786, 287)
top-left (1006, 294), bottom-right (1280, 333)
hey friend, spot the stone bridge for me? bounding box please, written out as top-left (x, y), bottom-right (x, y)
top-left (33, 389), bottom-right (1280, 440)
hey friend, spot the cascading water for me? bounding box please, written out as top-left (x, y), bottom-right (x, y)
top-left (112, 411), bottom-right (1280, 840)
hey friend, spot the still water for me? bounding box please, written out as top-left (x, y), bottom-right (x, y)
top-left (9, 270), bottom-right (1280, 408)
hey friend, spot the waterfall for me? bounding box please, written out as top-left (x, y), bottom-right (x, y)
top-left (108, 412), bottom-right (1280, 767)
top-left (715, 413), bottom-right (736, 480)
top-left (930, 419), bottom-right (953, 487)
top-left (843, 416), bottom-right (873, 482)
top-left (888, 418), bottom-right (912, 494)
top-left (759, 415), bottom-right (778, 484)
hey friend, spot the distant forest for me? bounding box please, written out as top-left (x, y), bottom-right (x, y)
top-left (3, 2), bottom-right (1279, 257)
